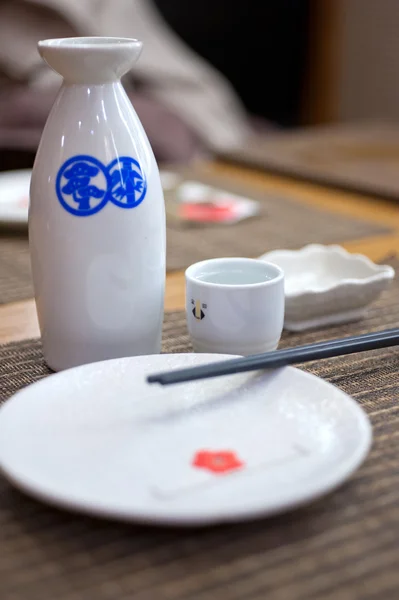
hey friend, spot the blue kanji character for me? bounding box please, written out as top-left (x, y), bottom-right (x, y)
top-left (61, 161), bottom-right (105, 211)
top-left (110, 158), bottom-right (144, 205)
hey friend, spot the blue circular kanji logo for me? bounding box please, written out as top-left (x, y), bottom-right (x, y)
top-left (56, 155), bottom-right (109, 217)
top-left (107, 157), bottom-right (147, 209)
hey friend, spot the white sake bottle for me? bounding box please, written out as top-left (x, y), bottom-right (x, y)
top-left (29, 37), bottom-right (166, 371)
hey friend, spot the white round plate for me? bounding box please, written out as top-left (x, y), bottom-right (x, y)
top-left (0, 169), bottom-right (31, 226)
top-left (0, 354), bottom-right (372, 526)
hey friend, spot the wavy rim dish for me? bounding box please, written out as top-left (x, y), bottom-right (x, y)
top-left (260, 244), bottom-right (395, 299)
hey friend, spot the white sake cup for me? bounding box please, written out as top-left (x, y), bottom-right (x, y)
top-left (185, 257), bottom-right (285, 355)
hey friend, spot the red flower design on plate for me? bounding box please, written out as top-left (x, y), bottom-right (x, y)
top-left (192, 450), bottom-right (244, 474)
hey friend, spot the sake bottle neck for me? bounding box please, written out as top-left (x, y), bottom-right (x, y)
top-left (38, 37), bottom-right (143, 85)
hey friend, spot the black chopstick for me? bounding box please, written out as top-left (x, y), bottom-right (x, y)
top-left (147, 328), bottom-right (399, 386)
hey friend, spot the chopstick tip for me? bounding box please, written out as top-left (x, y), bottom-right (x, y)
top-left (146, 375), bottom-right (161, 385)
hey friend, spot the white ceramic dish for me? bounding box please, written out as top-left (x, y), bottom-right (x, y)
top-left (0, 353), bottom-right (372, 527)
top-left (0, 169), bottom-right (31, 227)
top-left (260, 244), bottom-right (395, 331)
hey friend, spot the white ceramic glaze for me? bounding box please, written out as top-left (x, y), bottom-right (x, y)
top-left (29, 37), bottom-right (166, 371)
top-left (0, 353), bottom-right (372, 526)
top-left (260, 244), bottom-right (395, 331)
top-left (185, 258), bottom-right (285, 355)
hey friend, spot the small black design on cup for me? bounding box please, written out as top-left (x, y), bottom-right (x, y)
top-left (192, 299), bottom-right (206, 320)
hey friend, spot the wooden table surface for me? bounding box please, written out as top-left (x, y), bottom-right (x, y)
top-left (1, 160), bottom-right (398, 345)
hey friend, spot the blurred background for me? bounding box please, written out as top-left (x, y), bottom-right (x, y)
top-left (0, 0), bottom-right (399, 169)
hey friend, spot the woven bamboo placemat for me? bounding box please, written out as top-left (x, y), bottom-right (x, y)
top-left (0, 234), bottom-right (32, 305)
top-left (0, 167), bottom-right (391, 304)
top-left (218, 121), bottom-right (399, 200)
top-left (0, 260), bottom-right (398, 600)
